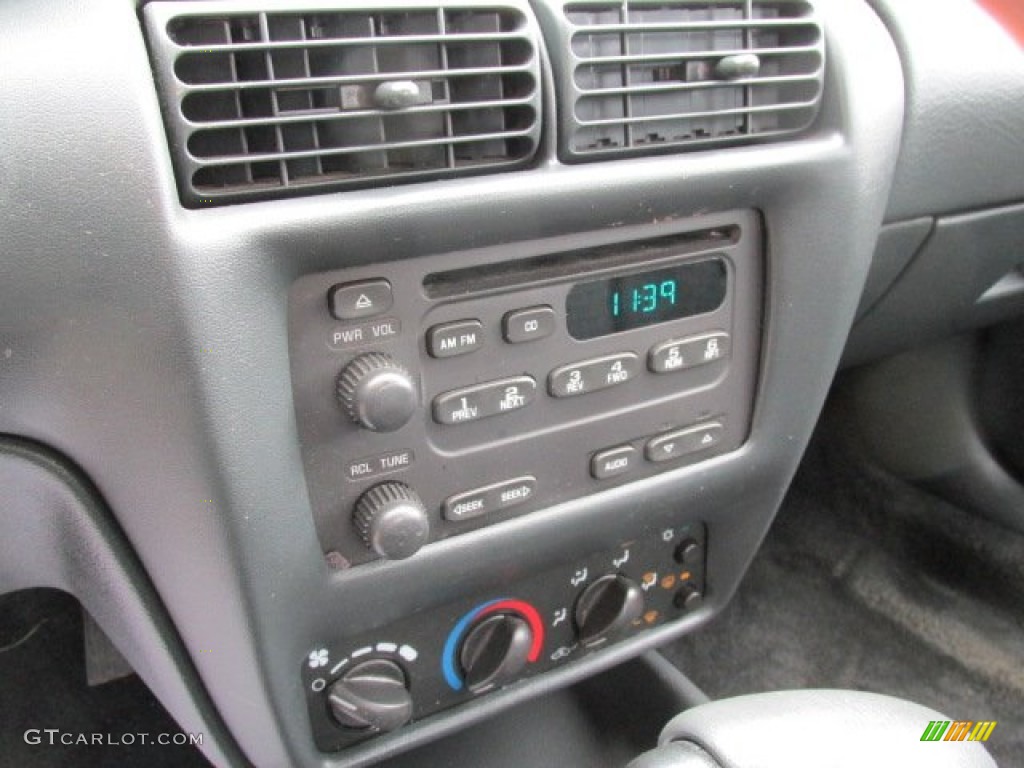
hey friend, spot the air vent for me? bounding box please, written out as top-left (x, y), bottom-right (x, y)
top-left (143, 2), bottom-right (543, 206)
top-left (541, 0), bottom-right (824, 160)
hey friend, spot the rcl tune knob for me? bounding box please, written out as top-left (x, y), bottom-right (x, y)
top-left (354, 482), bottom-right (430, 560)
top-left (326, 658), bottom-right (413, 733)
top-left (337, 352), bottom-right (418, 433)
top-left (574, 574), bottom-right (644, 646)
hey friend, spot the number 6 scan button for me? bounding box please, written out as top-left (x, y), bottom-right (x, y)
top-left (548, 353), bottom-right (639, 398)
top-left (433, 376), bottom-right (537, 425)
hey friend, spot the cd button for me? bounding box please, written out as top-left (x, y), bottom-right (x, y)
top-left (503, 306), bottom-right (556, 344)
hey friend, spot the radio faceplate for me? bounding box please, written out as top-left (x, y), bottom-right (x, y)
top-left (288, 210), bottom-right (762, 566)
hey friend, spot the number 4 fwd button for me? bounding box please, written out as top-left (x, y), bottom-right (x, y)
top-left (645, 422), bottom-right (723, 463)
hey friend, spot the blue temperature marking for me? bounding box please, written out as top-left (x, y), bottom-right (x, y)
top-left (442, 599), bottom-right (504, 691)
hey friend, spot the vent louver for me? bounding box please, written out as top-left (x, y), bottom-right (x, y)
top-left (542, 0), bottom-right (824, 160)
top-left (143, 1), bottom-right (543, 206)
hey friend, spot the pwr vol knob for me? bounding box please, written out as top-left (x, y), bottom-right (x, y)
top-left (354, 483), bottom-right (430, 560)
top-left (337, 353), bottom-right (417, 432)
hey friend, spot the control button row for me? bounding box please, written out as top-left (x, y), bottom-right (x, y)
top-left (590, 422), bottom-right (724, 480)
top-left (430, 332), bottom-right (731, 425)
top-left (443, 476), bottom-right (537, 522)
top-left (433, 376), bottom-right (536, 425)
top-left (427, 306), bottom-right (555, 358)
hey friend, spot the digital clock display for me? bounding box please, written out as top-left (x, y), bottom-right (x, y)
top-left (566, 259), bottom-right (727, 340)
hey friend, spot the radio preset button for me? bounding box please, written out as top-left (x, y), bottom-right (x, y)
top-left (548, 353), bottom-right (640, 398)
top-left (645, 422), bottom-right (723, 463)
top-left (433, 376), bottom-right (537, 425)
top-left (442, 476), bottom-right (537, 521)
top-left (329, 279), bottom-right (393, 321)
top-left (591, 445), bottom-right (639, 480)
top-left (649, 332), bottom-right (730, 373)
top-left (503, 306), bottom-right (556, 344)
top-left (427, 320), bottom-right (484, 358)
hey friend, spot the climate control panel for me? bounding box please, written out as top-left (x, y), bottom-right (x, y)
top-left (288, 211), bottom-right (760, 564)
top-left (303, 523), bottom-right (706, 752)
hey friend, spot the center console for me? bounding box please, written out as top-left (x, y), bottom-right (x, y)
top-left (289, 210), bottom-right (757, 749)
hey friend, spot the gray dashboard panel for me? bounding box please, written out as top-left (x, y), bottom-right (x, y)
top-left (0, 1), bottom-right (904, 767)
top-left (871, 0), bottom-right (1024, 221)
top-left (0, 438), bottom-right (244, 768)
top-left (845, 202), bottom-right (1024, 366)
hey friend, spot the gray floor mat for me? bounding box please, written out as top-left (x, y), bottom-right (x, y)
top-left (663, 413), bottom-right (1024, 766)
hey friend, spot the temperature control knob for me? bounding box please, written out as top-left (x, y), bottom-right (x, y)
top-left (354, 483), bottom-right (430, 560)
top-left (459, 613), bottom-right (534, 693)
top-left (326, 658), bottom-right (413, 732)
top-left (337, 353), bottom-right (418, 432)
top-left (574, 574), bottom-right (644, 646)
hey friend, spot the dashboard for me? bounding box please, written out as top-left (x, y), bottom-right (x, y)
top-left (0, 1), bottom-right (1020, 767)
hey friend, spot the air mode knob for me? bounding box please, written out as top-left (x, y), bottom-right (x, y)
top-left (354, 482), bottom-right (430, 560)
top-left (326, 658), bottom-right (413, 733)
top-left (337, 352), bottom-right (418, 433)
top-left (574, 574), bottom-right (644, 646)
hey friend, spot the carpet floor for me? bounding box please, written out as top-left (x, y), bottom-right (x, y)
top-left (664, 407), bottom-right (1024, 766)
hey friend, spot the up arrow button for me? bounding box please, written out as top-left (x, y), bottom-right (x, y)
top-left (329, 279), bottom-right (394, 320)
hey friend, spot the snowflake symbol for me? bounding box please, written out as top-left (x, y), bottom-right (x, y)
top-left (308, 649), bottom-right (329, 669)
